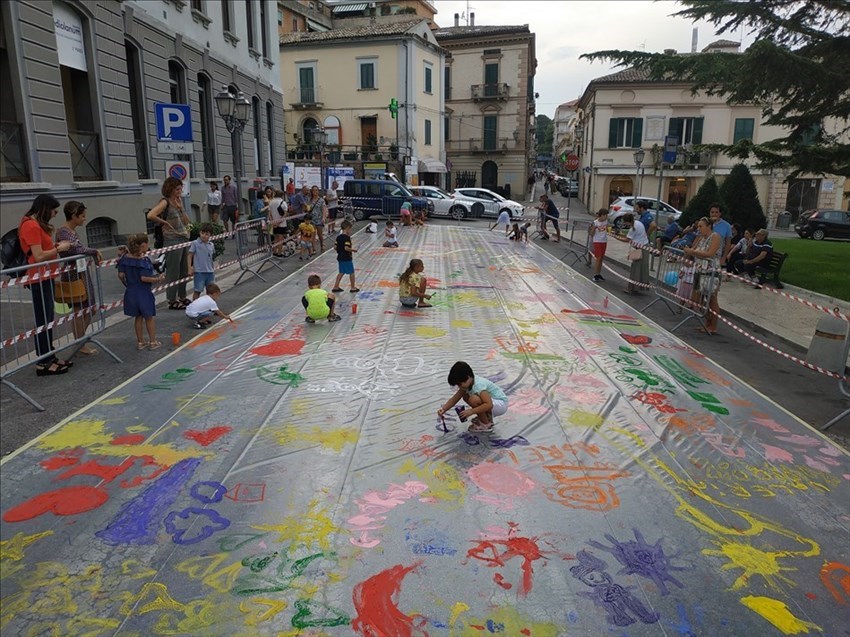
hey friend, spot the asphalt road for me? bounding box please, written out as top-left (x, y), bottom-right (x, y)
top-left (1, 217), bottom-right (847, 457)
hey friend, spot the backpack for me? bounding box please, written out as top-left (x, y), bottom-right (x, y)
top-left (277, 200), bottom-right (288, 217)
top-left (1, 227), bottom-right (29, 276)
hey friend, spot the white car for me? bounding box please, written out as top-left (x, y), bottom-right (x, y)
top-left (452, 188), bottom-right (526, 219)
top-left (407, 186), bottom-right (467, 218)
top-left (608, 196), bottom-right (682, 230)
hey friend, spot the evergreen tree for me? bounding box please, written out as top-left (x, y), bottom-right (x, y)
top-left (718, 164), bottom-right (766, 230)
top-left (535, 114), bottom-right (554, 155)
top-left (582, 1), bottom-right (849, 178)
top-left (681, 176), bottom-right (722, 228)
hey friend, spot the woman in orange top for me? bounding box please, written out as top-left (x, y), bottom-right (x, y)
top-left (18, 194), bottom-right (74, 376)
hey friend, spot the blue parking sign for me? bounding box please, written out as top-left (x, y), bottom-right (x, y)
top-left (155, 103), bottom-right (193, 142)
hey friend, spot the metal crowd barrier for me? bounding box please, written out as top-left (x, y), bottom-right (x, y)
top-left (1, 254), bottom-right (121, 411)
top-left (641, 246), bottom-right (719, 333)
top-left (234, 219), bottom-right (285, 286)
top-left (560, 219), bottom-right (592, 267)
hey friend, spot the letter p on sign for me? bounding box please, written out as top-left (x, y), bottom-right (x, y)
top-left (155, 103), bottom-right (193, 142)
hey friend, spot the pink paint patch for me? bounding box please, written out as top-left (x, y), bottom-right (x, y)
top-left (761, 444), bottom-right (795, 463)
top-left (250, 340), bottom-right (305, 356)
top-left (183, 426), bottom-right (233, 447)
top-left (468, 462), bottom-right (536, 497)
top-left (803, 455), bottom-right (831, 472)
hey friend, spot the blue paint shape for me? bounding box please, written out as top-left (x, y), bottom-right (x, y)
top-left (411, 543), bottom-right (457, 556)
top-left (95, 458), bottom-right (201, 546)
top-left (190, 480), bottom-right (227, 504)
top-left (490, 435), bottom-right (530, 449)
top-left (486, 619), bottom-right (505, 633)
top-left (670, 603), bottom-right (697, 637)
top-left (164, 507), bottom-right (231, 545)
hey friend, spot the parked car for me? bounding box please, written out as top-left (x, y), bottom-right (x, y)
top-left (341, 179), bottom-right (432, 221)
top-left (608, 196), bottom-right (682, 230)
top-left (408, 186), bottom-right (469, 219)
top-left (794, 209), bottom-right (850, 240)
top-left (452, 188), bottom-right (526, 219)
top-left (554, 176), bottom-right (579, 197)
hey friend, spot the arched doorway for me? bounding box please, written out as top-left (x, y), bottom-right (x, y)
top-left (482, 161), bottom-right (498, 191)
top-left (608, 176), bottom-right (633, 204)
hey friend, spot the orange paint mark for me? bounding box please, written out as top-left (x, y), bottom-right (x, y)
top-left (111, 434), bottom-right (146, 445)
top-left (250, 339), bottom-right (305, 356)
top-left (377, 279), bottom-right (400, 288)
top-left (820, 561), bottom-right (850, 605)
top-left (187, 329), bottom-right (221, 348)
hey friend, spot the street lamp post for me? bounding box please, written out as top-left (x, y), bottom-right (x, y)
top-left (314, 127), bottom-right (328, 191)
top-left (215, 87), bottom-right (251, 221)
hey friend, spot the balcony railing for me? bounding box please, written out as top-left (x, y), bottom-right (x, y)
top-left (202, 145), bottom-right (216, 178)
top-left (1, 121), bottom-right (29, 182)
top-left (290, 87), bottom-right (322, 109)
top-left (471, 83), bottom-right (509, 100)
top-left (134, 139), bottom-right (149, 179)
top-left (447, 137), bottom-right (518, 153)
top-left (68, 130), bottom-right (103, 181)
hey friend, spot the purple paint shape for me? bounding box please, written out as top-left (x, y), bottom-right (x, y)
top-left (164, 507), bottom-right (231, 545)
top-left (95, 458), bottom-right (201, 546)
top-left (190, 481), bottom-right (227, 504)
top-left (490, 435), bottom-right (530, 449)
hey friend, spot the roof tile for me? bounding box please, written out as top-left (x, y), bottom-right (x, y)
top-left (279, 18), bottom-right (424, 45)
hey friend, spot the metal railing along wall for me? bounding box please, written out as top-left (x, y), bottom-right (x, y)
top-left (1, 254), bottom-right (121, 411)
top-left (641, 246), bottom-right (719, 333)
top-left (1, 121), bottom-right (29, 182)
top-left (68, 130), bottom-right (103, 181)
top-left (233, 219), bottom-right (284, 285)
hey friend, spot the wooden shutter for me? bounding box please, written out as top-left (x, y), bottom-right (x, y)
top-left (692, 118), bottom-right (704, 144)
top-left (631, 118), bottom-right (643, 147)
top-left (608, 119), bottom-right (618, 148)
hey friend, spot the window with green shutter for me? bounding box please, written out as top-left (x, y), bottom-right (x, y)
top-left (608, 118), bottom-right (643, 148)
top-left (668, 117), bottom-right (704, 145)
top-left (733, 118), bottom-right (754, 143)
top-left (483, 115), bottom-right (497, 150)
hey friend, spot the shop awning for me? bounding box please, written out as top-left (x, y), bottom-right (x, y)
top-left (418, 157), bottom-right (448, 173)
top-left (332, 2), bottom-right (368, 14)
top-left (306, 19), bottom-right (329, 31)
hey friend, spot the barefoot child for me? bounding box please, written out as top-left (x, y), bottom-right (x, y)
top-left (383, 220), bottom-right (399, 248)
top-left (118, 234), bottom-right (164, 350)
top-left (303, 274), bottom-right (341, 323)
top-left (399, 258), bottom-right (433, 308)
top-left (437, 361), bottom-right (509, 433)
top-left (185, 283), bottom-right (231, 329)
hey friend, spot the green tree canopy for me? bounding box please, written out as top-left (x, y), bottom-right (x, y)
top-left (719, 163), bottom-right (767, 231)
top-left (682, 176), bottom-right (723, 228)
top-left (582, 0), bottom-right (850, 178)
top-left (535, 114), bottom-right (554, 155)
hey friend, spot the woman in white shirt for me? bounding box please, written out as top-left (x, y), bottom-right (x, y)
top-left (325, 180), bottom-right (339, 235)
top-left (267, 189), bottom-right (288, 256)
top-left (615, 213), bottom-right (650, 295)
top-left (206, 181), bottom-right (222, 224)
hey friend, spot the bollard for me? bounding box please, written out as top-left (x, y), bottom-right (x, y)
top-left (172, 332), bottom-right (181, 347)
top-left (351, 303), bottom-right (358, 314)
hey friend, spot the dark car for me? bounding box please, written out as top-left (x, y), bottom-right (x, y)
top-left (795, 209), bottom-right (850, 240)
top-left (341, 179), bottom-right (431, 221)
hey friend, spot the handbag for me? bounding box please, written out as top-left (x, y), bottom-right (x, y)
top-left (628, 247), bottom-right (643, 261)
top-left (54, 277), bottom-right (87, 303)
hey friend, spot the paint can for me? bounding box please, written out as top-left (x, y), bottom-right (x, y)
top-left (351, 303), bottom-right (358, 314)
top-left (172, 332), bottom-right (181, 346)
top-left (455, 406), bottom-right (468, 422)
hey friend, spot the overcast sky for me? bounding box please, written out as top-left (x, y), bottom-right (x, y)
top-left (434, 1), bottom-right (754, 118)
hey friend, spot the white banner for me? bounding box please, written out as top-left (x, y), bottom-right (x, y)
top-left (53, 2), bottom-right (87, 71)
top-left (294, 166), bottom-right (321, 189)
top-left (326, 166), bottom-right (354, 191)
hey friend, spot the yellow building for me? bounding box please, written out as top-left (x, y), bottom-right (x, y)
top-left (279, 17), bottom-right (446, 184)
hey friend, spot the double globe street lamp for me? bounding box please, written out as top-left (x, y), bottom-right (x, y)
top-left (214, 86), bottom-right (251, 220)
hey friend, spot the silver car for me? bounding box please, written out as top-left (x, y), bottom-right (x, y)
top-left (408, 186), bottom-right (469, 219)
top-left (608, 196), bottom-right (682, 230)
top-left (452, 188), bottom-right (526, 219)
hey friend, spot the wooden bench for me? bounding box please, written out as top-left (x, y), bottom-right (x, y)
top-left (755, 250), bottom-right (788, 289)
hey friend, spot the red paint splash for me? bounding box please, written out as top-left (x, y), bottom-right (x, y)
top-left (119, 456), bottom-right (169, 488)
top-left (41, 455), bottom-right (80, 471)
top-left (352, 562), bottom-right (427, 637)
top-left (183, 426), bottom-right (232, 447)
top-left (250, 339), bottom-right (305, 356)
top-left (111, 434), bottom-right (146, 445)
top-left (467, 535), bottom-right (543, 597)
top-left (56, 458), bottom-right (135, 483)
top-left (3, 485), bottom-right (109, 522)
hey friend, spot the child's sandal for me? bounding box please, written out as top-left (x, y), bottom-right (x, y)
top-left (137, 341), bottom-right (148, 350)
top-left (148, 341), bottom-right (162, 350)
top-left (168, 300), bottom-right (182, 310)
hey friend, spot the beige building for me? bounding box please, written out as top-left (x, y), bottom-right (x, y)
top-left (553, 99), bottom-right (578, 169)
top-left (576, 42), bottom-right (847, 223)
top-left (434, 20), bottom-right (536, 198)
top-left (278, 18), bottom-right (446, 184)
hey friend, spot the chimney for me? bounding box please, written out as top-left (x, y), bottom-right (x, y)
top-left (470, 12), bottom-right (475, 26)
top-left (691, 28), bottom-right (698, 53)
top-left (454, 13), bottom-right (459, 27)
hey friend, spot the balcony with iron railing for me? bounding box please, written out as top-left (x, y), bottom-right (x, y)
top-left (1, 121), bottom-right (30, 182)
top-left (68, 130), bottom-right (103, 181)
top-left (446, 137), bottom-right (519, 153)
top-left (471, 83), bottom-right (509, 101)
top-left (290, 87), bottom-right (323, 109)
top-left (651, 144), bottom-right (715, 170)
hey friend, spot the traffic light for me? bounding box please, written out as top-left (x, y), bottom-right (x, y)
top-left (388, 98), bottom-right (399, 119)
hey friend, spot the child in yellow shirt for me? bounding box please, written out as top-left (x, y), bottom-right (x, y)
top-left (298, 219), bottom-right (316, 260)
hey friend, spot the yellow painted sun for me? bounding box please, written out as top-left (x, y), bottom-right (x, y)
top-left (703, 540), bottom-right (797, 591)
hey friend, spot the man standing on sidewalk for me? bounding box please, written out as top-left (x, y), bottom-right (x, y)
top-left (221, 175), bottom-right (238, 234)
top-left (710, 202), bottom-right (733, 268)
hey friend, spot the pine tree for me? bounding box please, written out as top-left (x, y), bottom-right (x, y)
top-left (718, 164), bottom-right (766, 231)
top-left (582, 1), bottom-right (850, 178)
top-left (681, 176), bottom-right (722, 228)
